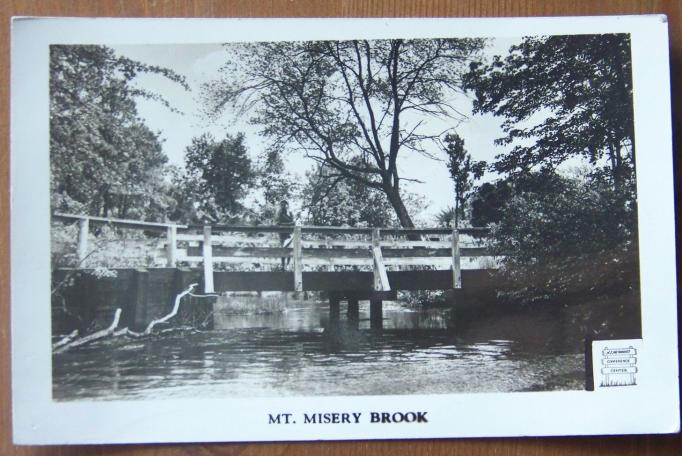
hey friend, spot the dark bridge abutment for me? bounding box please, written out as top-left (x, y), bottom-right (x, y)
top-left (52, 267), bottom-right (214, 334)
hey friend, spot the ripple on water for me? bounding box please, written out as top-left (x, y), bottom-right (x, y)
top-left (52, 307), bottom-right (585, 400)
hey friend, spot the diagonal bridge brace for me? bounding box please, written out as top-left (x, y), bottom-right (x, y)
top-left (371, 228), bottom-right (391, 292)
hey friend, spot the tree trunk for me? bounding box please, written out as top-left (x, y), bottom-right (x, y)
top-left (454, 198), bottom-right (460, 229)
top-left (384, 186), bottom-right (414, 228)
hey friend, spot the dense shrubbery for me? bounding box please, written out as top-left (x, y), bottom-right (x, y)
top-left (491, 172), bottom-right (634, 260)
top-left (481, 171), bottom-right (638, 303)
top-left (462, 33), bottom-right (637, 306)
top-left (494, 247), bottom-right (638, 304)
top-left (51, 223), bottom-right (165, 271)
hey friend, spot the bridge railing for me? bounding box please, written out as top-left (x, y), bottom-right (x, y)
top-left (52, 213), bottom-right (491, 293)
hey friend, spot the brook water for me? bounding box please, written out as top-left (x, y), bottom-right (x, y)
top-left (52, 300), bottom-right (585, 400)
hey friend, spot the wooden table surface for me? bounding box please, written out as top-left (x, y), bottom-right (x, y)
top-left (1, 1), bottom-right (680, 454)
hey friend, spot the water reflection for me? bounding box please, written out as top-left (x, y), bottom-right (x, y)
top-left (52, 299), bottom-right (584, 401)
top-left (214, 300), bottom-right (451, 332)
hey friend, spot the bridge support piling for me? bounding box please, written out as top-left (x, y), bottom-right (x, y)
top-left (370, 299), bottom-right (383, 329)
top-left (347, 298), bottom-right (359, 323)
top-left (329, 296), bottom-right (340, 324)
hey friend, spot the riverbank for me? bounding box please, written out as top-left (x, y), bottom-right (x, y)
top-left (452, 291), bottom-right (641, 354)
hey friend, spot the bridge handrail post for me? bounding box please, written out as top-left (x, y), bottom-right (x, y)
top-left (77, 217), bottom-right (90, 263)
top-left (293, 223), bottom-right (303, 292)
top-left (202, 225), bottom-right (214, 293)
top-left (166, 225), bottom-right (177, 267)
top-left (451, 228), bottom-right (461, 289)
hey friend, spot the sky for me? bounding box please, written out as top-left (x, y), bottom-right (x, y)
top-left (110, 38), bottom-right (522, 221)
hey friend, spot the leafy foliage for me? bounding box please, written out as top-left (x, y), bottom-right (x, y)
top-left (51, 223), bottom-right (165, 270)
top-left (490, 172), bottom-right (634, 262)
top-left (495, 247), bottom-right (639, 305)
top-left (253, 149), bottom-right (302, 224)
top-left (179, 133), bottom-right (255, 223)
top-left (204, 38), bottom-right (485, 226)
top-left (463, 35), bottom-right (639, 304)
top-left (50, 45), bottom-right (188, 219)
top-left (442, 133), bottom-right (486, 227)
top-left (303, 165), bottom-right (395, 227)
top-left (488, 171), bottom-right (638, 302)
top-left (470, 180), bottom-right (512, 227)
top-left (464, 34), bottom-right (634, 192)
top-left (434, 206), bottom-right (455, 227)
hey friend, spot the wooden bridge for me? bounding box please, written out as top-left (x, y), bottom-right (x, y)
top-left (53, 213), bottom-right (493, 330)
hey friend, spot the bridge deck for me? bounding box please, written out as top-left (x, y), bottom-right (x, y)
top-left (53, 214), bottom-right (495, 295)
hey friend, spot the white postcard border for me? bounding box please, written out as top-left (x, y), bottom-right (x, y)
top-left (10, 16), bottom-right (679, 444)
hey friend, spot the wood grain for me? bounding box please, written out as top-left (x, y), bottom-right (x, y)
top-left (1, 1), bottom-right (680, 455)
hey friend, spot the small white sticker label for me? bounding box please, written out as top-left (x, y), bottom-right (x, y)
top-left (592, 339), bottom-right (643, 388)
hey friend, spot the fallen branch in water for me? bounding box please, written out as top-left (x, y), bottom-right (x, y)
top-left (52, 330), bottom-right (79, 350)
top-left (114, 326), bottom-right (198, 338)
top-left (54, 308), bottom-right (121, 354)
top-left (143, 283), bottom-right (198, 335)
top-left (53, 283), bottom-right (202, 353)
top-left (112, 327), bottom-right (142, 337)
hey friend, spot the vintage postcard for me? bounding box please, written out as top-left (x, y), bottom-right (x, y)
top-left (10, 16), bottom-right (679, 444)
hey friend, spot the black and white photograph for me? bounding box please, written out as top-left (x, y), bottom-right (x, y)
top-left (10, 16), bottom-right (679, 443)
top-left (48, 32), bottom-right (641, 400)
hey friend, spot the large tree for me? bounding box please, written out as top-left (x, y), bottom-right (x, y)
top-left (50, 45), bottom-right (188, 219)
top-left (180, 133), bottom-right (254, 222)
top-left (442, 133), bottom-right (486, 227)
top-left (464, 34), bottom-right (635, 194)
top-left (254, 149), bottom-right (302, 224)
top-left (203, 38), bottom-right (485, 227)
